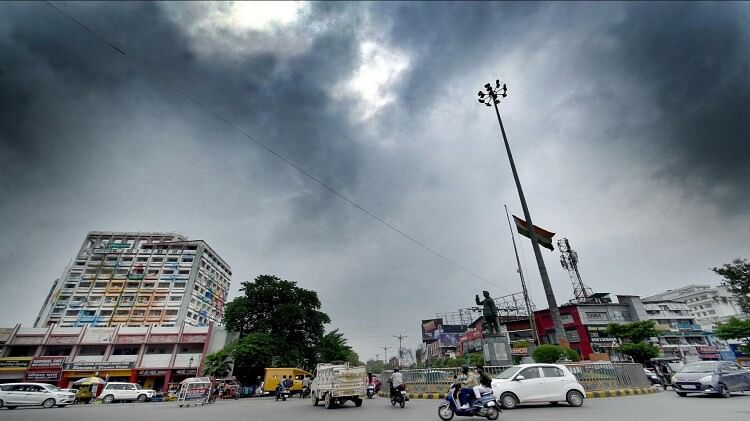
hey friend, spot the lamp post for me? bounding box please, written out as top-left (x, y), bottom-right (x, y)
top-left (478, 80), bottom-right (567, 345)
top-left (188, 356), bottom-right (194, 371)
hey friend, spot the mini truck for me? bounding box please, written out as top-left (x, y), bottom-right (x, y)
top-left (310, 362), bottom-right (366, 409)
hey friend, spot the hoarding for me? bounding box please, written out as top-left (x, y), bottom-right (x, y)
top-left (421, 318), bottom-right (443, 341)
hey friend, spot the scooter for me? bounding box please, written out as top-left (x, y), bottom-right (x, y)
top-left (437, 383), bottom-right (500, 420)
top-left (366, 384), bottom-right (376, 399)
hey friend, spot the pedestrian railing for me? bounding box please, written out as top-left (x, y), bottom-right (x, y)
top-left (382, 362), bottom-right (649, 394)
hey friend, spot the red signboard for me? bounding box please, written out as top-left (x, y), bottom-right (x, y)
top-left (26, 371), bottom-right (61, 382)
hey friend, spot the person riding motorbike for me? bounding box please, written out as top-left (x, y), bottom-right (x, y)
top-left (301, 375), bottom-right (311, 398)
top-left (390, 369), bottom-right (408, 401)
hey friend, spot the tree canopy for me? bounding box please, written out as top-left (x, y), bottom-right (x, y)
top-left (714, 317), bottom-right (750, 353)
top-left (316, 329), bottom-right (360, 365)
top-left (618, 342), bottom-right (659, 364)
top-left (713, 258), bottom-right (750, 314)
top-left (202, 349), bottom-right (233, 378)
top-left (606, 320), bottom-right (659, 343)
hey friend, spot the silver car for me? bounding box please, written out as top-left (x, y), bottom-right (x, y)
top-left (0, 383), bottom-right (76, 409)
top-left (672, 361), bottom-right (750, 398)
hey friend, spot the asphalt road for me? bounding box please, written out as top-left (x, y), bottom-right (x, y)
top-left (1, 391), bottom-right (749, 421)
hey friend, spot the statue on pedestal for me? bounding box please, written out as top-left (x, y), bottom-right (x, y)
top-left (476, 290), bottom-right (501, 336)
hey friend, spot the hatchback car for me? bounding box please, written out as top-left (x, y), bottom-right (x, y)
top-left (99, 382), bottom-right (155, 403)
top-left (491, 364), bottom-right (586, 409)
top-left (672, 361), bottom-right (750, 398)
top-left (0, 383), bottom-right (75, 409)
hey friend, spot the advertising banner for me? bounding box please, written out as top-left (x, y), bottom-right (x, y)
top-left (30, 357), bottom-right (66, 369)
top-left (421, 319), bottom-right (443, 341)
top-left (0, 358), bottom-right (32, 370)
top-left (26, 371), bottom-right (61, 382)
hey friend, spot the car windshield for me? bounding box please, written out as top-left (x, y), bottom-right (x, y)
top-left (680, 363), bottom-right (717, 373)
top-left (495, 366), bottom-right (523, 379)
top-left (134, 384), bottom-right (143, 390)
top-left (45, 385), bottom-right (61, 391)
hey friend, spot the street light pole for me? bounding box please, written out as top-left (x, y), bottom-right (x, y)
top-left (478, 81), bottom-right (567, 345)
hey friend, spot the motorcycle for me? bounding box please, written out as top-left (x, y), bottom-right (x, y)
top-left (437, 383), bottom-right (500, 420)
top-left (275, 386), bottom-right (291, 401)
top-left (390, 383), bottom-right (407, 408)
top-left (366, 384), bottom-right (376, 399)
top-left (299, 386), bottom-right (310, 399)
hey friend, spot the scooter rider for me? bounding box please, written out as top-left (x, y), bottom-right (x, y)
top-left (456, 365), bottom-right (479, 409)
top-left (473, 370), bottom-right (493, 403)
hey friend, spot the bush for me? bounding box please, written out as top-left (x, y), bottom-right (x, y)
top-left (618, 342), bottom-right (659, 364)
top-left (532, 345), bottom-right (580, 363)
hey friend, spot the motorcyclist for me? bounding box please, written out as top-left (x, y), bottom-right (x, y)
top-left (390, 369), bottom-right (407, 400)
top-left (456, 365), bottom-right (478, 409)
top-left (301, 375), bottom-right (311, 397)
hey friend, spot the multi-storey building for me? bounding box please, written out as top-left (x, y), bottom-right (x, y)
top-left (643, 284), bottom-right (746, 331)
top-left (641, 300), bottom-right (713, 360)
top-left (35, 231), bottom-right (231, 329)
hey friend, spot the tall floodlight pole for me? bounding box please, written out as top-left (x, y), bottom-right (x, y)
top-left (478, 80), bottom-right (567, 345)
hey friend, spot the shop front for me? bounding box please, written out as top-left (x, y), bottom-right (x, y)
top-left (60, 361), bottom-right (136, 387)
top-left (137, 369), bottom-right (168, 391)
top-left (25, 356), bottom-right (65, 385)
top-left (0, 357), bottom-right (31, 384)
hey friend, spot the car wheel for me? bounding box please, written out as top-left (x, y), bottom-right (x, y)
top-left (354, 398), bottom-right (362, 407)
top-left (137, 394), bottom-right (147, 403)
top-left (485, 406), bottom-right (500, 420)
top-left (500, 392), bottom-right (518, 409)
top-left (324, 393), bottom-right (333, 409)
top-left (103, 394), bottom-right (115, 404)
top-left (566, 390), bottom-right (584, 407)
top-left (313, 393), bottom-right (319, 406)
top-left (719, 384), bottom-right (731, 398)
top-left (42, 398), bottom-right (56, 409)
top-left (437, 404), bottom-right (454, 421)
top-left (675, 392), bottom-right (687, 397)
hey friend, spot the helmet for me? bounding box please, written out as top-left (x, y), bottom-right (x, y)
top-left (394, 369), bottom-right (400, 373)
top-left (461, 365), bottom-right (469, 373)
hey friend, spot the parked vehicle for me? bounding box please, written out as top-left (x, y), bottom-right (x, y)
top-left (262, 367), bottom-right (311, 396)
top-left (389, 380), bottom-right (407, 408)
top-left (491, 364), bottom-right (585, 409)
top-left (438, 382), bottom-right (500, 420)
top-left (0, 383), bottom-right (75, 409)
top-left (366, 383), bottom-right (375, 399)
top-left (99, 382), bottom-right (155, 404)
top-left (310, 362), bottom-right (366, 409)
top-left (672, 361), bottom-right (750, 398)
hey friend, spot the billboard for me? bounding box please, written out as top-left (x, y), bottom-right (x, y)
top-left (421, 318), bottom-right (443, 342)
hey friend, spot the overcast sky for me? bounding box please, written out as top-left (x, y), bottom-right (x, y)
top-left (1, 1), bottom-right (749, 361)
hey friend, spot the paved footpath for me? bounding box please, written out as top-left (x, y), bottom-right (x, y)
top-left (1, 391), bottom-right (749, 421)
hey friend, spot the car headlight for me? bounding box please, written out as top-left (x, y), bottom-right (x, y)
top-left (699, 375), bottom-right (713, 383)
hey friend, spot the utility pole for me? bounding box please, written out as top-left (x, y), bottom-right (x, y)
top-left (381, 346), bottom-right (390, 364)
top-left (478, 81), bottom-right (567, 346)
top-left (504, 205), bottom-right (541, 345)
top-left (393, 335), bottom-right (407, 367)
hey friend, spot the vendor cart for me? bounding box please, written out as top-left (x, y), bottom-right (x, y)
top-left (177, 377), bottom-right (212, 407)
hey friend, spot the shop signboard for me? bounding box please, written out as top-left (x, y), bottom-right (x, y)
top-left (138, 370), bottom-right (167, 376)
top-left (0, 358), bottom-right (32, 370)
top-left (174, 369), bottom-right (198, 376)
top-left (26, 371), bottom-right (61, 382)
top-left (30, 357), bottom-right (66, 369)
top-left (511, 347), bottom-right (528, 356)
top-left (63, 361), bottom-right (134, 371)
top-left (590, 337), bottom-right (618, 343)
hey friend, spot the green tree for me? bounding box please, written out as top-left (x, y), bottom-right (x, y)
top-left (223, 275), bottom-right (331, 369)
top-left (229, 333), bottom-right (278, 383)
top-left (606, 321), bottom-right (659, 343)
top-left (714, 318), bottom-right (750, 354)
top-left (532, 345), bottom-right (580, 363)
top-left (366, 359), bottom-right (388, 374)
top-left (618, 342), bottom-right (659, 364)
top-left (203, 350), bottom-right (232, 378)
top-left (316, 329), bottom-right (358, 364)
top-left (713, 258), bottom-right (750, 314)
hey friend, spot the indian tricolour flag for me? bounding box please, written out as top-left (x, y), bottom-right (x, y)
top-left (512, 215), bottom-right (556, 251)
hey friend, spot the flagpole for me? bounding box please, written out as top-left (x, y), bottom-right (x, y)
top-left (505, 205), bottom-right (541, 346)
top-left (478, 81), bottom-right (567, 345)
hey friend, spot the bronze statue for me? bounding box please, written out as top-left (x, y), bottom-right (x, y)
top-left (476, 290), bottom-right (501, 336)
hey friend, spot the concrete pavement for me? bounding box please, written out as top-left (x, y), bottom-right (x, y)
top-left (1, 391), bottom-right (748, 421)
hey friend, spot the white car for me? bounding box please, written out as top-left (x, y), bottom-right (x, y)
top-left (99, 382), bottom-right (155, 403)
top-left (491, 364), bottom-right (586, 409)
top-left (0, 383), bottom-right (76, 409)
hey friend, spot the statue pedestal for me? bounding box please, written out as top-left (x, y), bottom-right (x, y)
top-left (482, 335), bottom-right (512, 366)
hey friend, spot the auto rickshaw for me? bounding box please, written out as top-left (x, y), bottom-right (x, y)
top-left (650, 357), bottom-right (684, 390)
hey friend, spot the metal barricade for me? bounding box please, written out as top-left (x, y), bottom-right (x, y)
top-left (384, 363), bottom-right (648, 393)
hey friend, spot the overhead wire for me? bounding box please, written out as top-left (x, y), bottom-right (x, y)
top-left (42, 1), bottom-right (511, 293)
